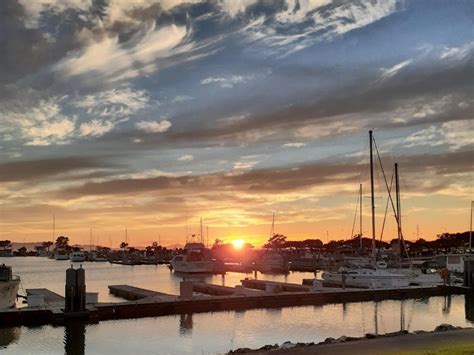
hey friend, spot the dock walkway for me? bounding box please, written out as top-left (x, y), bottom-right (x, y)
top-left (108, 285), bottom-right (176, 301)
top-left (26, 288), bottom-right (65, 306)
top-left (1, 280), bottom-right (470, 328)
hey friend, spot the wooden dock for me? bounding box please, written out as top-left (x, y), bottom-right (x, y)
top-left (192, 283), bottom-right (237, 296)
top-left (242, 279), bottom-right (311, 292)
top-left (26, 288), bottom-right (65, 306)
top-left (0, 279), bottom-right (471, 328)
top-left (108, 285), bottom-right (176, 301)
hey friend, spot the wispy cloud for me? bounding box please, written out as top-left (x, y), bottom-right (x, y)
top-left (380, 59), bottom-right (412, 79)
top-left (55, 23), bottom-right (189, 85)
top-left (405, 119), bottom-right (474, 151)
top-left (283, 142), bottom-right (306, 148)
top-left (440, 42), bottom-right (474, 61)
top-left (79, 120), bottom-right (115, 137)
top-left (178, 154), bottom-right (194, 161)
top-left (2, 98), bottom-right (77, 146)
top-left (73, 87), bottom-right (149, 118)
top-left (136, 120), bottom-right (172, 133)
top-left (201, 74), bottom-right (254, 88)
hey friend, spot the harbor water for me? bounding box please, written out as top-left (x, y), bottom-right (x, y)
top-left (1, 257), bottom-right (473, 354)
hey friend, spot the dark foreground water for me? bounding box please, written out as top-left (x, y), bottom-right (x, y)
top-left (1, 257), bottom-right (473, 354)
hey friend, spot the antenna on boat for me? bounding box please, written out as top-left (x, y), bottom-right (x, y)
top-left (125, 227), bottom-right (128, 244)
top-left (270, 213), bottom-right (275, 239)
top-left (369, 130), bottom-right (376, 264)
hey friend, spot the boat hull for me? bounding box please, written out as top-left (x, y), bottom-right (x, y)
top-left (55, 254), bottom-right (69, 260)
top-left (0, 279), bottom-right (20, 309)
top-left (170, 260), bottom-right (214, 273)
top-left (322, 270), bottom-right (411, 288)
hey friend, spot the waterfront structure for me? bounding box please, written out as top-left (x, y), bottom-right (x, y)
top-left (0, 264), bottom-right (20, 309)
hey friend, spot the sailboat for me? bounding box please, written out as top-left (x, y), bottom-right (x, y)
top-left (322, 131), bottom-right (413, 288)
top-left (256, 214), bottom-right (288, 273)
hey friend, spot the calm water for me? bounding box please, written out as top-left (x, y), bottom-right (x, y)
top-left (1, 257), bottom-right (473, 354)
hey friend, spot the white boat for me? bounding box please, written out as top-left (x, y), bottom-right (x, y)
top-left (54, 247), bottom-right (69, 260)
top-left (170, 242), bottom-right (214, 273)
top-left (70, 250), bottom-right (86, 262)
top-left (321, 132), bottom-right (414, 289)
top-left (0, 264), bottom-right (20, 309)
top-left (322, 267), bottom-right (411, 288)
top-left (257, 251), bottom-right (288, 273)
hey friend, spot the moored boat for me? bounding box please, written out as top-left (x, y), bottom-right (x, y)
top-left (170, 242), bottom-right (214, 273)
top-left (70, 250), bottom-right (86, 262)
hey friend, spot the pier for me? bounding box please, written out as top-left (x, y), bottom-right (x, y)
top-left (108, 285), bottom-right (177, 301)
top-left (1, 277), bottom-right (471, 328)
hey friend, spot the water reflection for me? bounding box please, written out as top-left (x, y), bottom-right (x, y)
top-left (64, 320), bottom-right (86, 355)
top-left (0, 327), bottom-right (21, 348)
top-left (179, 313), bottom-right (194, 336)
top-left (442, 295), bottom-right (452, 314)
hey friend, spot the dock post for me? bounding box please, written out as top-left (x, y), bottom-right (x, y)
top-left (65, 265), bottom-right (86, 312)
top-left (464, 257), bottom-right (474, 289)
top-left (180, 281), bottom-right (193, 299)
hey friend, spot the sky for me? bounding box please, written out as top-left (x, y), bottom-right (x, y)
top-left (0, 0), bottom-right (472, 248)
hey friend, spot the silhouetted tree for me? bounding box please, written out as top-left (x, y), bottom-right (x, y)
top-left (0, 240), bottom-right (12, 250)
top-left (42, 241), bottom-right (54, 252)
top-left (55, 236), bottom-right (69, 248)
top-left (264, 234), bottom-right (287, 249)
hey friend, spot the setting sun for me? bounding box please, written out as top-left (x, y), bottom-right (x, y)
top-left (231, 239), bottom-right (245, 249)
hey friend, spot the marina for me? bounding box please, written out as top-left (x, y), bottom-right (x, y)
top-left (2, 0), bottom-right (473, 353)
top-left (0, 257), bottom-right (472, 329)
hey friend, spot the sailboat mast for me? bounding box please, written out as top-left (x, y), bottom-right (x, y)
top-left (395, 163), bottom-right (402, 267)
top-left (359, 183), bottom-right (363, 250)
top-left (270, 213), bottom-right (275, 238)
top-left (52, 214), bottom-right (55, 243)
top-left (470, 201), bottom-right (473, 251)
top-left (369, 130), bottom-right (376, 263)
top-left (200, 218), bottom-right (203, 243)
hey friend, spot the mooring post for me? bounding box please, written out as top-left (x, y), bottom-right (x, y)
top-left (463, 256), bottom-right (474, 290)
top-left (65, 265), bottom-right (86, 313)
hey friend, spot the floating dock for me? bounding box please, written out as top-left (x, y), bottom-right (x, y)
top-left (0, 279), bottom-right (470, 328)
top-left (108, 285), bottom-right (176, 301)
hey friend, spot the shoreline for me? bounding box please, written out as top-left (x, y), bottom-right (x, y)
top-left (229, 324), bottom-right (474, 354)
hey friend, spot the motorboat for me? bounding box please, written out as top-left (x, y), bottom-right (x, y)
top-left (54, 247), bottom-right (69, 260)
top-left (0, 264), bottom-right (20, 309)
top-left (170, 242), bottom-right (214, 273)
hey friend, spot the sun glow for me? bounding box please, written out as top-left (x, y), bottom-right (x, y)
top-left (231, 239), bottom-right (245, 249)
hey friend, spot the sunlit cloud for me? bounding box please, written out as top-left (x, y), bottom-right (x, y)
top-left (136, 120), bottom-right (172, 133)
top-left (178, 154), bottom-right (194, 161)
